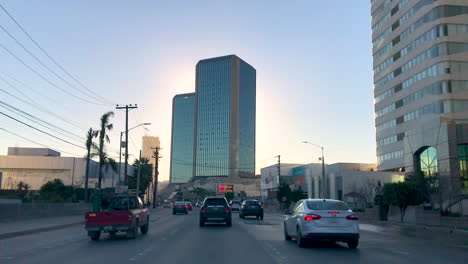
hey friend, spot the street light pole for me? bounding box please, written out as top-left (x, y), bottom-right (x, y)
top-left (119, 122), bottom-right (151, 185)
top-left (302, 141), bottom-right (326, 198)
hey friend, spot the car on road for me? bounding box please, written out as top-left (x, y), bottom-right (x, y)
top-left (85, 195), bottom-right (149, 241)
top-left (173, 201), bottom-right (189, 215)
top-left (199, 196), bottom-right (232, 227)
top-left (283, 199), bottom-right (359, 248)
top-left (239, 200), bottom-right (263, 219)
top-left (186, 201), bottom-right (193, 211)
top-left (230, 200), bottom-right (241, 211)
top-left (163, 201), bottom-right (172, 208)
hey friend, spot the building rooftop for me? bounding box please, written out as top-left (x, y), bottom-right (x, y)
top-left (7, 147), bottom-right (61, 157)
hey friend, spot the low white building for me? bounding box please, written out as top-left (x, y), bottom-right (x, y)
top-left (0, 147), bottom-right (133, 190)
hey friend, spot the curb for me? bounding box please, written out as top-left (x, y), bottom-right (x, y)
top-left (0, 221), bottom-right (83, 241)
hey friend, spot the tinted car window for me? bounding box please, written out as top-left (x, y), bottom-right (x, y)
top-left (174, 201), bottom-right (185, 205)
top-left (245, 201), bottom-right (259, 205)
top-left (306, 200), bottom-right (350, 211)
top-left (204, 199), bottom-right (227, 206)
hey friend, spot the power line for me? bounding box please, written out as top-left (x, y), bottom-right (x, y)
top-left (0, 127), bottom-right (82, 156)
top-left (0, 101), bottom-right (84, 142)
top-left (0, 110), bottom-right (86, 150)
top-left (0, 41), bottom-right (107, 106)
top-left (0, 23), bottom-right (111, 105)
top-left (0, 84), bottom-right (85, 133)
top-left (0, 2), bottom-right (115, 105)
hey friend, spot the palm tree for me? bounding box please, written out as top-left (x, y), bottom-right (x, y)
top-left (84, 127), bottom-right (97, 202)
top-left (96, 111), bottom-right (116, 189)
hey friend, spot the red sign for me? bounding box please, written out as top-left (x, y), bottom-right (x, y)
top-left (218, 185), bottom-right (233, 195)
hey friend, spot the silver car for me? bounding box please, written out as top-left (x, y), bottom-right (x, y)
top-left (283, 199), bottom-right (359, 248)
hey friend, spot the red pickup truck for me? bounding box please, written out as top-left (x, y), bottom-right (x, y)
top-left (85, 195), bottom-right (149, 241)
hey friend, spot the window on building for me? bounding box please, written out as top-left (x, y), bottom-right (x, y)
top-left (417, 146), bottom-right (438, 177)
top-left (458, 144), bottom-right (468, 194)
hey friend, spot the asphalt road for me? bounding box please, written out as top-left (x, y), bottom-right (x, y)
top-left (0, 208), bottom-right (466, 264)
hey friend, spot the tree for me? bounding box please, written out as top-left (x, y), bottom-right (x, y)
top-left (225, 192), bottom-right (234, 201)
top-left (38, 179), bottom-right (73, 202)
top-left (16, 181), bottom-right (30, 200)
top-left (129, 157), bottom-right (153, 195)
top-left (383, 181), bottom-right (424, 222)
top-left (84, 127), bottom-right (98, 202)
top-left (95, 111), bottom-right (116, 189)
top-left (191, 187), bottom-right (215, 201)
top-left (290, 187), bottom-right (306, 202)
top-left (277, 183), bottom-right (292, 210)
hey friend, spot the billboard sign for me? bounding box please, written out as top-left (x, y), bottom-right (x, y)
top-left (218, 184), bottom-right (233, 195)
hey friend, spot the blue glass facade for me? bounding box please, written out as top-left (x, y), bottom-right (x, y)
top-left (194, 55), bottom-right (256, 178)
top-left (169, 93), bottom-right (195, 184)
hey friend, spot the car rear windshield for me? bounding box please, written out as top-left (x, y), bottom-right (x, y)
top-left (231, 201), bottom-right (240, 204)
top-left (204, 199), bottom-right (227, 206)
top-left (174, 202), bottom-right (185, 205)
top-left (306, 200), bottom-right (350, 211)
top-left (102, 196), bottom-right (138, 211)
top-left (245, 200), bottom-right (259, 205)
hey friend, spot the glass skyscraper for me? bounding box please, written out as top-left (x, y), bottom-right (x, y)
top-left (193, 55), bottom-right (256, 179)
top-left (169, 93), bottom-right (195, 184)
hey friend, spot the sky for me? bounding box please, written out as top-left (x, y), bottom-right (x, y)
top-left (0, 0), bottom-right (375, 181)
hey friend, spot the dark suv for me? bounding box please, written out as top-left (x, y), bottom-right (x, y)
top-left (239, 200), bottom-right (264, 219)
top-left (199, 196), bottom-right (232, 227)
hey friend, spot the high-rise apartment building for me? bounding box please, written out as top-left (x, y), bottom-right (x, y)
top-left (193, 55), bottom-right (256, 179)
top-left (170, 93), bottom-right (195, 184)
top-left (371, 1), bottom-right (468, 195)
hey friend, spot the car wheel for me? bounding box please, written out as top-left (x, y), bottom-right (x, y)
top-left (347, 239), bottom-right (359, 249)
top-left (256, 215), bottom-right (260, 220)
top-left (239, 213), bottom-right (242, 218)
top-left (260, 215), bottom-right (264, 220)
top-left (173, 211), bottom-right (176, 215)
top-left (141, 217), bottom-right (149, 235)
top-left (296, 227), bottom-right (306, 248)
top-left (89, 231), bottom-right (101, 241)
top-left (199, 219), bottom-right (205, 227)
top-left (226, 218), bottom-right (232, 227)
top-left (284, 224), bottom-right (292, 241)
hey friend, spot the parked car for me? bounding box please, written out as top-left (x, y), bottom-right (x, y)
top-left (199, 196), bottom-right (232, 227)
top-left (230, 200), bottom-right (241, 211)
top-left (283, 199), bottom-right (359, 248)
top-left (239, 200), bottom-right (263, 219)
top-left (173, 201), bottom-right (189, 215)
top-left (186, 201), bottom-right (193, 211)
top-left (163, 201), bottom-right (172, 208)
top-left (85, 195), bottom-right (149, 241)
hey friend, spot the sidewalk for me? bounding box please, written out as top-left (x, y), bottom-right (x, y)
top-left (0, 215), bottom-right (84, 240)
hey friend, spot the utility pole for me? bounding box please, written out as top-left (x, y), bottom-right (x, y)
top-left (275, 155), bottom-right (281, 182)
top-left (152, 147), bottom-right (161, 208)
top-left (320, 147), bottom-right (325, 198)
top-left (116, 104), bottom-right (137, 184)
top-left (118, 131), bottom-right (123, 184)
top-left (136, 150), bottom-right (142, 197)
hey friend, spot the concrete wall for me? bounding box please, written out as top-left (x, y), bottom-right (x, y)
top-left (0, 155), bottom-right (132, 190)
top-left (0, 203), bottom-right (91, 221)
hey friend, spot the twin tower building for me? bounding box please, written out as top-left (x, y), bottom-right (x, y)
top-left (169, 55), bottom-right (256, 186)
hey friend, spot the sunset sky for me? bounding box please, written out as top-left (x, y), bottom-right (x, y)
top-left (0, 0), bottom-right (375, 181)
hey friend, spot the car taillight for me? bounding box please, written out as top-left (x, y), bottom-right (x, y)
top-left (225, 206), bottom-right (231, 212)
top-left (183, 205), bottom-right (187, 208)
top-left (201, 206), bottom-right (206, 212)
top-left (304, 214), bottom-right (321, 221)
top-left (173, 205), bottom-right (177, 208)
top-left (346, 214), bottom-right (359, 220)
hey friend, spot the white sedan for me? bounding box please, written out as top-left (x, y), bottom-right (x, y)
top-left (283, 199), bottom-right (360, 248)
